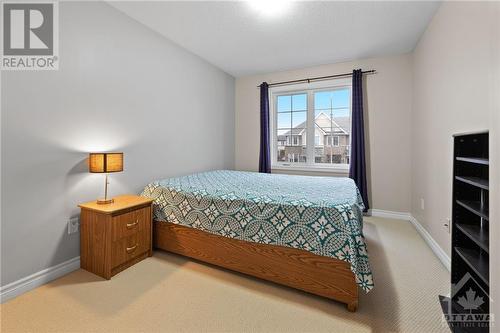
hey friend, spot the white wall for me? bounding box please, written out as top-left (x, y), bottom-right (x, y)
top-left (411, 1), bottom-right (497, 258)
top-left (412, 2), bottom-right (499, 324)
top-left (235, 54), bottom-right (413, 213)
top-left (0, 2), bottom-right (235, 286)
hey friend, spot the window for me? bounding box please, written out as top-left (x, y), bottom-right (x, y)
top-left (276, 93), bottom-right (307, 163)
top-left (332, 136), bottom-right (340, 146)
top-left (271, 79), bottom-right (351, 171)
top-left (326, 136), bottom-right (340, 146)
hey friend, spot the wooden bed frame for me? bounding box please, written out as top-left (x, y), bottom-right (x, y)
top-left (154, 221), bottom-right (359, 311)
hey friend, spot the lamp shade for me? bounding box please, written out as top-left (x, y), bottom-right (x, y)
top-left (88, 153), bottom-right (123, 173)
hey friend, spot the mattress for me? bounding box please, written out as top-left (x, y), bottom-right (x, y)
top-left (141, 170), bottom-right (373, 292)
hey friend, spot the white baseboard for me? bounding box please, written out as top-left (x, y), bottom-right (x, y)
top-left (409, 216), bottom-right (451, 271)
top-left (369, 209), bottom-right (411, 221)
top-left (368, 208), bottom-right (450, 272)
top-left (0, 256), bottom-right (80, 303)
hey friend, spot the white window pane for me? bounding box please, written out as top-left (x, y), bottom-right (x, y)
top-left (315, 134), bottom-right (348, 164)
top-left (277, 112), bottom-right (291, 129)
top-left (281, 131), bottom-right (307, 164)
top-left (292, 111), bottom-right (306, 128)
top-left (314, 91), bottom-right (333, 110)
top-left (277, 148), bottom-right (286, 161)
top-left (313, 91), bottom-right (350, 165)
top-left (333, 107), bottom-right (350, 119)
top-left (292, 94), bottom-right (307, 111)
top-left (314, 111), bottom-right (331, 133)
top-left (277, 129), bottom-right (289, 136)
top-left (277, 95), bottom-right (291, 112)
top-left (332, 121), bottom-right (349, 138)
top-left (332, 89), bottom-right (350, 108)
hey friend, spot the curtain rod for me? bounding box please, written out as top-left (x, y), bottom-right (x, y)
top-left (257, 69), bottom-right (376, 88)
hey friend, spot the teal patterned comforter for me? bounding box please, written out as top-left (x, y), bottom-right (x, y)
top-left (141, 170), bottom-right (373, 292)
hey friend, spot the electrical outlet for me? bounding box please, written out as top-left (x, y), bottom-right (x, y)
top-left (420, 198), bottom-right (425, 210)
top-left (68, 216), bottom-right (79, 235)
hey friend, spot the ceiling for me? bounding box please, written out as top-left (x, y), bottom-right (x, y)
top-left (109, 1), bottom-right (440, 77)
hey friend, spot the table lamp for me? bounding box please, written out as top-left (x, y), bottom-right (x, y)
top-left (88, 152), bottom-right (123, 204)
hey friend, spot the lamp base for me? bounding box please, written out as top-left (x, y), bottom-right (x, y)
top-left (96, 198), bottom-right (114, 205)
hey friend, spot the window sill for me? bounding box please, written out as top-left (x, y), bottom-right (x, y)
top-left (271, 165), bottom-right (349, 175)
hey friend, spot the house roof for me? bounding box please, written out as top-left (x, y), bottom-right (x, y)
top-left (280, 113), bottom-right (350, 139)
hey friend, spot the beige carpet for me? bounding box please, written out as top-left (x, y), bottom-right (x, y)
top-left (0, 217), bottom-right (450, 333)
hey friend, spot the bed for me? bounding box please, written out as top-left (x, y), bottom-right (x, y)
top-left (141, 170), bottom-right (373, 311)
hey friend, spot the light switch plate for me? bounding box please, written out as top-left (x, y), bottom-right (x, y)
top-left (68, 216), bottom-right (79, 234)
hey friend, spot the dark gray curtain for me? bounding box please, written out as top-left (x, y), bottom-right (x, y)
top-left (259, 82), bottom-right (271, 173)
top-left (349, 69), bottom-right (369, 211)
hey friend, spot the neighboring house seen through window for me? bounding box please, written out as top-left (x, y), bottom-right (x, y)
top-left (271, 79), bottom-right (351, 171)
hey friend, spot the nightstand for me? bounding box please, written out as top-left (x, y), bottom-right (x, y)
top-left (79, 195), bottom-right (154, 279)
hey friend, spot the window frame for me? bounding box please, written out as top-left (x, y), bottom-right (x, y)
top-left (333, 135), bottom-right (340, 147)
top-left (270, 78), bottom-right (352, 173)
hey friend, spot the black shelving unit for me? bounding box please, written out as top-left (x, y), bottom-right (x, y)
top-left (441, 132), bottom-right (490, 333)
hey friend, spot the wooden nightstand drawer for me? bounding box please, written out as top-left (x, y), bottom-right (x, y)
top-left (111, 208), bottom-right (148, 241)
top-left (111, 230), bottom-right (149, 268)
top-left (79, 195), bottom-right (154, 279)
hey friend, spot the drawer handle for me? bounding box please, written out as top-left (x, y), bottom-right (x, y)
top-left (126, 220), bottom-right (139, 229)
top-left (126, 244), bottom-right (138, 254)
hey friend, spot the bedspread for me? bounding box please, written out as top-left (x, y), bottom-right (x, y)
top-left (141, 170), bottom-right (373, 292)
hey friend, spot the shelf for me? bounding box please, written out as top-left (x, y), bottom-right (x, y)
top-left (456, 200), bottom-right (489, 220)
top-left (455, 176), bottom-right (489, 190)
top-left (451, 133), bottom-right (489, 324)
top-left (456, 157), bottom-right (489, 165)
top-left (454, 247), bottom-right (489, 286)
top-left (456, 223), bottom-right (489, 253)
